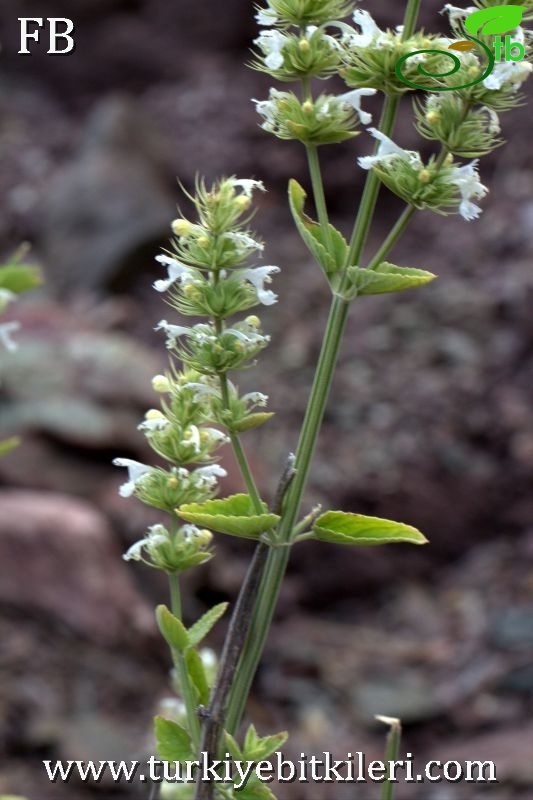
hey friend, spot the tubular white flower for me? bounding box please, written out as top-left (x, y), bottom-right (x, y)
top-left (337, 88), bottom-right (377, 125)
top-left (224, 231), bottom-right (265, 254)
top-left (154, 255), bottom-right (196, 292)
top-left (123, 539), bottom-right (145, 561)
top-left (349, 9), bottom-right (386, 47)
top-left (256, 7), bottom-right (278, 26)
top-left (254, 28), bottom-right (288, 70)
top-left (113, 458), bottom-right (152, 497)
top-left (450, 160), bottom-right (488, 221)
top-left (229, 178), bottom-right (266, 197)
top-left (195, 464), bottom-right (227, 479)
top-left (155, 319), bottom-right (192, 346)
top-left (242, 391), bottom-right (269, 406)
top-left (0, 321), bottom-right (20, 352)
top-left (483, 59), bottom-right (533, 91)
top-left (236, 265), bottom-right (280, 305)
top-left (358, 128), bottom-right (422, 170)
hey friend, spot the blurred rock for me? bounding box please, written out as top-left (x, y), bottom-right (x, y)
top-left (0, 490), bottom-right (154, 645)
top-left (41, 96), bottom-right (175, 295)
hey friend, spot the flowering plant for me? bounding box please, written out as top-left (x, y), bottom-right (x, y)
top-left (114, 2), bottom-right (531, 798)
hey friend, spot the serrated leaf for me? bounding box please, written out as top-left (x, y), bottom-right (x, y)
top-left (156, 605), bottom-right (189, 652)
top-left (464, 5), bottom-right (524, 36)
top-left (243, 724), bottom-right (289, 761)
top-left (224, 731), bottom-right (244, 762)
top-left (188, 602), bottom-right (228, 648)
top-left (0, 437), bottom-right (20, 458)
top-left (346, 262), bottom-right (436, 298)
top-left (313, 511), bottom-right (428, 546)
top-left (154, 716), bottom-right (194, 762)
top-left (288, 179), bottom-right (348, 280)
top-left (185, 648), bottom-right (210, 705)
top-left (232, 412), bottom-right (275, 433)
top-left (178, 494), bottom-right (280, 540)
top-left (0, 265), bottom-right (43, 294)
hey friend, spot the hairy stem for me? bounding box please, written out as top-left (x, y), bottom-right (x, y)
top-left (168, 573), bottom-right (201, 746)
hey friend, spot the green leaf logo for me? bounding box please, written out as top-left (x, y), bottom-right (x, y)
top-left (464, 5), bottom-right (525, 36)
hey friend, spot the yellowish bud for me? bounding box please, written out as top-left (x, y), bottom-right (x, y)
top-left (171, 218), bottom-right (192, 237)
top-left (198, 236), bottom-right (209, 248)
top-left (234, 195), bottom-right (251, 212)
top-left (418, 169), bottom-right (431, 184)
top-left (152, 374), bottom-right (171, 393)
top-left (299, 38), bottom-right (310, 52)
top-left (245, 315), bottom-right (260, 328)
top-left (167, 476), bottom-right (179, 489)
top-left (468, 65), bottom-right (480, 78)
top-left (146, 409), bottom-right (166, 420)
top-left (302, 100), bottom-right (314, 114)
top-left (425, 110), bottom-right (440, 125)
top-left (196, 529), bottom-right (213, 548)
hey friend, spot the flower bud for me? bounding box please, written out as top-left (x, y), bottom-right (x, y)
top-left (418, 168), bottom-right (431, 184)
top-left (425, 110), bottom-right (440, 125)
top-left (299, 38), bottom-right (310, 52)
top-left (234, 194), bottom-right (251, 212)
top-left (171, 218), bottom-right (192, 237)
top-left (302, 99), bottom-right (314, 114)
top-left (152, 374), bottom-right (171, 393)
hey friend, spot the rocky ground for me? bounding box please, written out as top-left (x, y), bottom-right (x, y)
top-left (1, 1), bottom-right (533, 798)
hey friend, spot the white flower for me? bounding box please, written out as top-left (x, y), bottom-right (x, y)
top-left (236, 265), bottom-right (280, 305)
top-left (138, 411), bottom-right (171, 432)
top-left (242, 391), bottom-right (268, 407)
top-left (123, 539), bottom-right (145, 561)
top-left (229, 178), bottom-right (265, 197)
top-left (358, 128), bottom-right (422, 170)
top-left (155, 319), bottom-right (192, 346)
top-left (224, 231), bottom-right (264, 254)
top-left (349, 9), bottom-right (386, 47)
top-left (113, 458), bottom-right (152, 497)
top-left (450, 160), bottom-right (488, 221)
top-left (202, 427), bottom-right (230, 447)
top-left (440, 4), bottom-right (476, 24)
top-left (200, 647), bottom-right (217, 670)
top-left (195, 464), bottom-right (227, 480)
top-left (255, 7), bottom-right (278, 26)
top-left (483, 59), bottom-right (533, 91)
top-left (254, 28), bottom-right (288, 70)
top-left (0, 321), bottom-right (20, 352)
top-left (183, 424), bottom-right (201, 453)
top-left (154, 255), bottom-right (196, 292)
top-left (337, 88), bottom-right (377, 126)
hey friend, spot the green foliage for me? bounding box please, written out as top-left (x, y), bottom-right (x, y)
top-left (178, 494), bottom-right (280, 540)
top-left (185, 648), bottom-right (211, 705)
top-left (154, 716), bottom-right (194, 762)
top-left (0, 264), bottom-right (42, 295)
top-left (312, 510), bottom-right (428, 546)
top-left (157, 605), bottom-right (190, 652)
top-left (345, 262), bottom-right (436, 298)
top-left (288, 179), bottom-right (348, 281)
top-left (188, 603), bottom-right (228, 647)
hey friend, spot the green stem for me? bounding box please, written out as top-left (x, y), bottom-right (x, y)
top-left (306, 143), bottom-right (331, 243)
top-left (225, 0), bottom-right (423, 738)
top-left (380, 717), bottom-right (402, 800)
top-left (168, 573), bottom-right (201, 746)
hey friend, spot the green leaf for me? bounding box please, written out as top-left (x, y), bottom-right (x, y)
top-left (232, 412), bottom-right (275, 433)
top-left (0, 437), bottom-right (20, 458)
top-left (464, 5), bottom-right (524, 36)
top-left (346, 262), bottom-right (436, 298)
top-left (224, 731), bottom-right (244, 762)
top-left (154, 716), bottom-right (194, 762)
top-left (243, 724), bottom-right (289, 761)
top-left (288, 179), bottom-right (348, 280)
top-left (313, 511), bottom-right (428, 546)
top-left (236, 781), bottom-right (278, 800)
top-left (185, 648), bottom-right (210, 706)
top-left (187, 602), bottom-right (228, 648)
top-left (178, 494), bottom-right (280, 540)
top-left (0, 265), bottom-right (43, 295)
top-left (156, 605), bottom-right (189, 652)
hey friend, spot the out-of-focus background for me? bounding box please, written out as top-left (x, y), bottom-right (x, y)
top-left (1, 1), bottom-right (533, 798)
